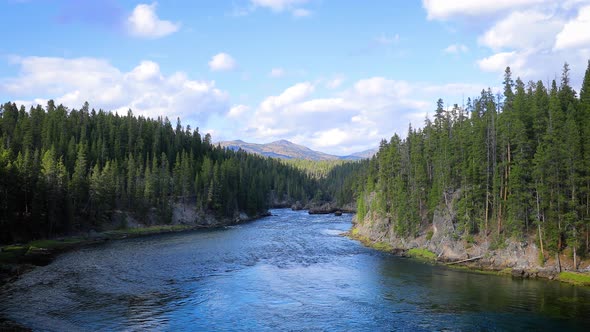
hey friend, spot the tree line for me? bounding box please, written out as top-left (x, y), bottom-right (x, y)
top-left (284, 159), bottom-right (369, 206)
top-left (358, 62), bottom-right (590, 264)
top-left (0, 102), bottom-right (319, 243)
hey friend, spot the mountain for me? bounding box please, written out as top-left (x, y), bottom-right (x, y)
top-left (346, 148), bottom-right (379, 159)
top-left (218, 139), bottom-right (377, 161)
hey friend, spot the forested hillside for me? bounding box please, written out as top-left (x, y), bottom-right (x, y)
top-left (0, 102), bottom-right (318, 243)
top-left (357, 62), bottom-right (590, 262)
top-left (284, 159), bottom-right (369, 206)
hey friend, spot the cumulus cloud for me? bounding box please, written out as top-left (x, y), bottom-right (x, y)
top-left (555, 5), bottom-right (590, 50)
top-left (444, 43), bottom-right (469, 54)
top-left (127, 2), bottom-right (180, 38)
top-left (227, 104), bottom-right (250, 118)
top-left (425, 1), bottom-right (590, 87)
top-left (479, 10), bottom-right (564, 51)
top-left (422, 0), bottom-right (549, 20)
top-left (1, 56), bottom-right (228, 123)
top-left (231, 77), bottom-right (483, 155)
top-left (209, 53), bottom-right (237, 72)
top-left (477, 51), bottom-right (521, 72)
top-left (259, 82), bottom-right (314, 114)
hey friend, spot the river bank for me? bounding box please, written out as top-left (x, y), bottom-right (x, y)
top-left (349, 215), bottom-right (590, 287)
top-left (3, 209), bottom-right (589, 331)
top-left (0, 207), bottom-right (271, 287)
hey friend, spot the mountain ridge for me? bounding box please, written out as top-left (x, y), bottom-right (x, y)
top-left (218, 139), bottom-right (377, 161)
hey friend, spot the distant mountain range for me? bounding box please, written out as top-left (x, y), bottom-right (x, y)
top-left (217, 139), bottom-right (378, 161)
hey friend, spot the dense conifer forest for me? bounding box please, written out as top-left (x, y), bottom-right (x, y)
top-left (284, 159), bottom-right (369, 206)
top-left (0, 102), bottom-right (326, 243)
top-left (358, 62), bottom-right (590, 261)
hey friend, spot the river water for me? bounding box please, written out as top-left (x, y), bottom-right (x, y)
top-left (1, 209), bottom-right (590, 331)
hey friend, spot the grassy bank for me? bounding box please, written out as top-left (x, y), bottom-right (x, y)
top-left (0, 225), bottom-right (200, 266)
top-left (348, 226), bottom-right (590, 288)
top-left (102, 224), bottom-right (195, 237)
top-left (0, 224), bottom-right (209, 288)
top-left (407, 248), bottom-right (437, 261)
top-left (558, 272), bottom-right (590, 287)
top-left (348, 228), bottom-right (393, 253)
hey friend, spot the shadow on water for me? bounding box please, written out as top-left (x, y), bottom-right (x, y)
top-left (1, 209), bottom-right (590, 331)
top-left (376, 255), bottom-right (590, 331)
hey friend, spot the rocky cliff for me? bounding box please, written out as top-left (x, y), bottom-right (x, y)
top-left (352, 192), bottom-right (590, 278)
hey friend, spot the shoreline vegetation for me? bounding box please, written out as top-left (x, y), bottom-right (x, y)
top-left (0, 211), bottom-right (271, 287)
top-left (351, 62), bottom-right (590, 288)
top-left (0, 202), bottom-right (354, 287)
top-left (347, 227), bottom-right (590, 287)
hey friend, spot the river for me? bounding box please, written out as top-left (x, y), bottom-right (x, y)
top-left (1, 209), bottom-right (589, 331)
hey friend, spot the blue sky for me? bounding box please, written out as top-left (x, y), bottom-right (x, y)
top-left (1, 0), bottom-right (590, 155)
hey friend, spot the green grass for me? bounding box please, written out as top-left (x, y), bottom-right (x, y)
top-left (103, 224), bottom-right (192, 237)
top-left (28, 238), bottom-right (83, 249)
top-left (372, 241), bottom-right (393, 252)
top-left (558, 272), bottom-right (590, 286)
top-left (0, 224), bottom-right (198, 265)
top-left (2, 245), bottom-right (26, 252)
top-left (407, 248), bottom-right (437, 261)
top-left (346, 230), bottom-right (394, 252)
top-left (447, 264), bottom-right (509, 276)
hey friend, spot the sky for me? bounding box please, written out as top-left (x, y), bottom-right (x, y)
top-left (1, 0), bottom-right (590, 155)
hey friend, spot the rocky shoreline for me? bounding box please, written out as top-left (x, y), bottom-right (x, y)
top-left (0, 207), bottom-right (271, 287)
top-left (288, 201), bottom-right (356, 215)
top-left (351, 204), bottom-right (590, 287)
top-left (0, 207), bottom-right (272, 331)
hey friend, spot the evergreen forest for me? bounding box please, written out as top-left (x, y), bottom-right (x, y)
top-left (0, 102), bottom-right (335, 243)
top-left (357, 62), bottom-right (590, 259)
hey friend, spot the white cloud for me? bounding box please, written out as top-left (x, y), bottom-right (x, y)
top-left (250, 0), bottom-right (312, 17)
top-left (309, 128), bottom-right (351, 148)
top-left (555, 5), bottom-right (590, 50)
top-left (444, 43), bottom-right (469, 54)
top-left (227, 104), bottom-right (250, 118)
top-left (426, 1), bottom-right (590, 88)
top-left (259, 82), bottom-right (314, 114)
top-left (269, 67), bottom-right (285, 78)
top-left (422, 0), bottom-right (549, 20)
top-left (477, 51), bottom-right (522, 72)
top-left (232, 77), bottom-right (483, 155)
top-left (208, 53), bottom-right (237, 72)
top-left (1, 56), bottom-right (228, 123)
top-left (127, 60), bottom-right (163, 81)
top-left (479, 10), bottom-right (564, 51)
top-left (251, 0), bottom-right (309, 11)
top-left (127, 2), bottom-right (180, 38)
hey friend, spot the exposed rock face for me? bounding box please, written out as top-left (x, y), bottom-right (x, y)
top-left (109, 202), bottom-right (269, 231)
top-left (308, 202), bottom-right (356, 214)
top-left (291, 201), bottom-right (304, 211)
top-left (352, 192), bottom-right (585, 277)
top-left (308, 203), bottom-right (337, 214)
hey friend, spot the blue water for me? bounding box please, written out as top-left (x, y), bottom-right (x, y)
top-left (1, 209), bottom-right (590, 331)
